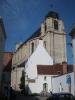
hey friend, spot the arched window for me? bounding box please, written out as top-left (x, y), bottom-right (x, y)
top-left (45, 23), bottom-right (46, 32)
top-left (44, 76), bottom-right (47, 81)
top-left (31, 42), bottom-right (34, 53)
top-left (44, 41), bottom-right (46, 48)
top-left (54, 20), bottom-right (58, 30)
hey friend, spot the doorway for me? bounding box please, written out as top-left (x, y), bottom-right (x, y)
top-left (43, 83), bottom-right (48, 92)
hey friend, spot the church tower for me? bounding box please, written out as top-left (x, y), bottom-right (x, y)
top-left (41, 11), bottom-right (67, 64)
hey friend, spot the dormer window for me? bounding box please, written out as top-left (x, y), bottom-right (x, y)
top-left (31, 42), bottom-right (34, 53)
top-left (54, 20), bottom-right (58, 30)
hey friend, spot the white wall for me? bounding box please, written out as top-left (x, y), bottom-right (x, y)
top-left (25, 40), bottom-right (53, 93)
top-left (25, 41), bottom-right (53, 79)
top-left (52, 72), bottom-right (74, 95)
top-left (28, 75), bottom-right (53, 94)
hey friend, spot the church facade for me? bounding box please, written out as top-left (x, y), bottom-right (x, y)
top-left (11, 11), bottom-right (67, 91)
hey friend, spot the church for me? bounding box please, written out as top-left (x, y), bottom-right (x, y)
top-left (11, 11), bottom-right (67, 93)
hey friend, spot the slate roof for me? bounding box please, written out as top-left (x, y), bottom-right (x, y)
top-left (45, 11), bottom-right (59, 19)
top-left (18, 28), bottom-right (41, 50)
top-left (27, 28), bottom-right (41, 41)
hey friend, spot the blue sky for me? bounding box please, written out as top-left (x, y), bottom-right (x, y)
top-left (0, 0), bottom-right (75, 64)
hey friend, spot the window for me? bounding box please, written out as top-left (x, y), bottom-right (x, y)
top-left (57, 71), bottom-right (61, 75)
top-left (44, 76), bottom-right (47, 81)
top-left (43, 83), bottom-right (48, 92)
top-left (31, 42), bottom-right (34, 53)
top-left (45, 23), bottom-right (46, 32)
top-left (54, 20), bottom-right (58, 30)
top-left (44, 41), bottom-right (46, 48)
top-left (12, 67), bottom-right (15, 70)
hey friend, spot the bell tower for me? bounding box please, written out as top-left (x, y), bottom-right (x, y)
top-left (41, 11), bottom-right (67, 64)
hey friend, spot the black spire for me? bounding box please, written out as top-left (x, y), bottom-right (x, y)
top-left (45, 11), bottom-right (59, 19)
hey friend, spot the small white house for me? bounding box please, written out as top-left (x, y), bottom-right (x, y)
top-left (25, 40), bottom-right (54, 94)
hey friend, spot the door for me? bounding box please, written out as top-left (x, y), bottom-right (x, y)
top-left (43, 83), bottom-right (48, 92)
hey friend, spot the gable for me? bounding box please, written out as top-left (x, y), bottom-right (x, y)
top-left (28, 41), bottom-right (53, 65)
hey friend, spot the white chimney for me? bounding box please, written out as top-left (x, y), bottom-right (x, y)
top-left (41, 23), bottom-right (45, 36)
top-left (39, 39), bottom-right (43, 46)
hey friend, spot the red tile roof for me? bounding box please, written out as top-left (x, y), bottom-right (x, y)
top-left (37, 64), bottom-right (63, 75)
top-left (37, 64), bottom-right (73, 75)
top-left (3, 59), bottom-right (12, 72)
top-left (3, 52), bottom-right (13, 66)
top-left (3, 52), bottom-right (13, 72)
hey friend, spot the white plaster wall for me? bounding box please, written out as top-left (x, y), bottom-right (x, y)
top-left (28, 75), bottom-right (53, 94)
top-left (25, 41), bottom-right (53, 79)
top-left (52, 72), bottom-right (74, 95)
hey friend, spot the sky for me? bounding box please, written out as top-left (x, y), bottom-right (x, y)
top-left (0, 0), bottom-right (75, 64)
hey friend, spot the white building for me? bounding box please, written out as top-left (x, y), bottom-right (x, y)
top-left (25, 40), bottom-right (54, 94)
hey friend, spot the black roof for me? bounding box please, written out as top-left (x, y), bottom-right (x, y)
top-left (45, 11), bottom-right (59, 19)
top-left (25, 28), bottom-right (41, 42)
top-left (18, 28), bottom-right (41, 50)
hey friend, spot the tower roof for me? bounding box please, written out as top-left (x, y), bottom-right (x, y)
top-left (45, 11), bottom-right (59, 19)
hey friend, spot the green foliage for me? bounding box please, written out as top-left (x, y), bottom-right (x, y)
top-left (19, 70), bottom-right (25, 90)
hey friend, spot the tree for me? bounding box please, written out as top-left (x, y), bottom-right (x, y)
top-left (19, 70), bottom-right (25, 90)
